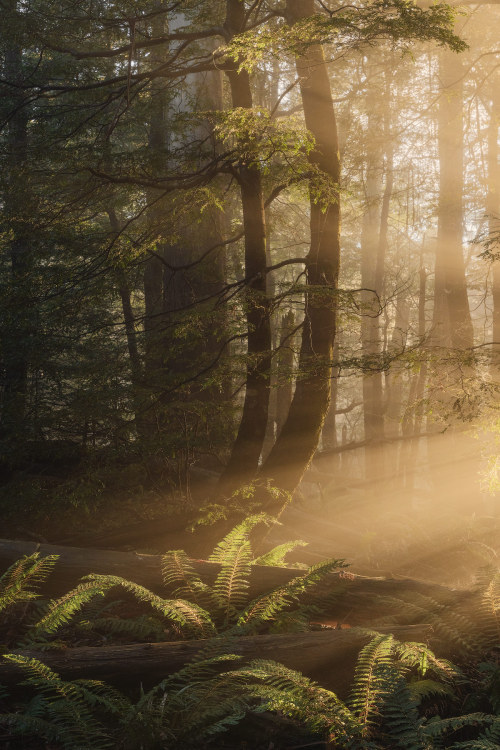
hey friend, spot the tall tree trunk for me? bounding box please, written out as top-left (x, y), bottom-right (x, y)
top-left (321, 340), bottom-right (340, 451)
top-left (217, 0), bottom-right (271, 494)
top-left (386, 291), bottom-right (409, 437)
top-left (107, 208), bottom-right (147, 438)
top-left (487, 84), bottom-right (500, 367)
top-left (260, 0), bottom-right (340, 497)
top-left (361, 104), bottom-right (384, 450)
top-left (432, 50), bottom-right (473, 350)
top-left (275, 311), bottom-right (296, 438)
top-left (413, 264), bottom-right (429, 436)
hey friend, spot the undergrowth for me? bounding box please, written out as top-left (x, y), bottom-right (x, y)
top-left (0, 514), bottom-right (345, 650)
top-left (0, 518), bottom-right (498, 748)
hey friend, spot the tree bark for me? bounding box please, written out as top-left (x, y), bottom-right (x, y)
top-left (0, 626), bottom-right (432, 696)
top-left (260, 0), bottom-right (340, 497)
top-left (432, 50), bottom-right (473, 350)
top-left (487, 83), bottom-right (500, 367)
top-left (216, 0), bottom-right (272, 495)
top-left (361, 102), bottom-right (384, 450)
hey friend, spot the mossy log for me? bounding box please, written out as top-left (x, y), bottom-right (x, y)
top-left (0, 625), bottom-right (431, 696)
top-left (0, 538), bottom-right (464, 627)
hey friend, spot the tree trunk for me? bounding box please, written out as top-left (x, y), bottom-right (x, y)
top-left (217, 0), bottom-right (272, 494)
top-left (275, 311), bottom-right (296, 438)
top-left (106, 208), bottom-right (147, 438)
top-left (432, 50), bottom-right (473, 350)
top-left (0, 626), bottom-right (432, 696)
top-left (361, 107), bottom-right (384, 450)
top-left (487, 84), bottom-right (500, 367)
top-left (260, 0), bottom-right (340, 497)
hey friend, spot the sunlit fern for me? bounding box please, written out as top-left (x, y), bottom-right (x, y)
top-left (376, 565), bottom-right (500, 659)
top-left (2, 631), bottom-right (498, 749)
top-left (10, 516), bottom-right (343, 645)
top-left (25, 574), bottom-right (216, 646)
top-left (0, 553), bottom-right (58, 616)
top-left (224, 633), bottom-right (497, 750)
top-left (162, 513), bottom-right (347, 634)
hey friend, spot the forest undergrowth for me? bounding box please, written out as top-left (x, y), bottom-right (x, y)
top-left (0, 516), bottom-right (498, 749)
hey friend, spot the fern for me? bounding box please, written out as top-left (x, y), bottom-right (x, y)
top-left (162, 549), bottom-right (212, 606)
top-left (0, 553), bottom-right (58, 614)
top-left (31, 579), bottom-right (110, 636)
top-left (29, 574), bottom-right (215, 641)
top-left (234, 557), bottom-right (346, 635)
top-left (80, 614), bottom-right (166, 641)
top-left (213, 539), bottom-right (253, 626)
top-left (207, 513), bottom-right (275, 564)
top-left (348, 633), bottom-right (396, 733)
top-left (252, 539), bottom-right (308, 568)
top-left (223, 658), bottom-right (358, 741)
top-left (378, 591), bottom-right (480, 655)
top-left (394, 640), bottom-right (457, 682)
top-left (380, 671), bottom-right (427, 750)
top-left (1, 654), bottom-right (114, 749)
top-left (476, 570), bottom-right (500, 650)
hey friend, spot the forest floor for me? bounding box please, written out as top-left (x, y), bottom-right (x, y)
top-left (1, 431), bottom-right (498, 748)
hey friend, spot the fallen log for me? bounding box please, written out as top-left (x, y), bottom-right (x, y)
top-left (0, 538), bottom-right (462, 626)
top-left (0, 625), bottom-right (432, 697)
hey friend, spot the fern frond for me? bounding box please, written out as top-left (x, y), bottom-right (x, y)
top-left (349, 634), bottom-right (395, 725)
top-left (478, 571), bottom-right (500, 649)
top-left (0, 553), bottom-right (58, 614)
top-left (394, 641), bottom-right (457, 681)
top-left (208, 513), bottom-right (275, 563)
top-left (252, 540), bottom-right (308, 568)
top-left (235, 558), bottom-right (346, 634)
top-left (408, 678), bottom-right (455, 703)
top-left (81, 614), bottom-right (166, 641)
top-left (0, 712), bottom-right (64, 744)
top-left (83, 574), bottom-right (216, 637)
top-left (223, 658), bottom-right (356, 740)
top-left (378, 592), bottom-right (478, 655)
top-left (162, 549), bottom-right (210, 604)
top-left (423, 712), bottom-right (494, 740)
top-left (381, 672), bottom-right (426, 750)
top-left (481, 716), bottom-right (500, 745)
top-left (28, 579), bottom-right (111, 639)
top-left (212, 540), bottom-right (253, 625)
top-left (1, 654), bottom-right (112, 749)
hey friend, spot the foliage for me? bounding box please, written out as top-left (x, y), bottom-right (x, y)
top-left (2, 631), bottom-right (498, 749)
top-left (376, 567), bottom-right (500, 659)
top-left (0, 553), bottom-right (57, 617)
top-left (0, 520), bottom-right (344, 649)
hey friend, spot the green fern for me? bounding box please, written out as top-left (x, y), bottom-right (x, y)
top-left (223, 658), bottom-right (358, 742)
top-left (252, 539), bottom-right (308, 568)
top-left (0, 553), bottom-right (58, 615)
top-left (1, 651), bottom-right (251, 749)
top-left (79, 614), bottom-right (166, 641)
top-left (349, 633), bottom-right (395, 728)
top-left (234, 557), bottom-right (346, 635)
top-left (162, 549), bottom-right (212, 606)
top-left (1, 654), bottom-right (115, 749)
top-left (28, 574), bottom-right (215, 642)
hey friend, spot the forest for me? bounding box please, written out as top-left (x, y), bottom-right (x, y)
top-left (0, 0), bottom-right (499, 748)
